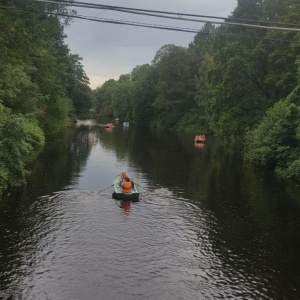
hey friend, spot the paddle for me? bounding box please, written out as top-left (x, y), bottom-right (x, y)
top-left (99, 183), bottom-right (115, 193)
top-left (131, 178), bottom-right (150, 194)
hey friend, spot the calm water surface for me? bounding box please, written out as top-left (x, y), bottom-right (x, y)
top-left (0, 120), bottom-right (300, 300)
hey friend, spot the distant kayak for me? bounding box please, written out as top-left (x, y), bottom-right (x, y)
top-left (195, 135), bottom-right (206, 143)
top-left (112, 175), bottom-right (140, 201)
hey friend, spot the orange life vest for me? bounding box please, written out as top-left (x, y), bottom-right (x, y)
top-left (122, 181), bottom-right (132, 193)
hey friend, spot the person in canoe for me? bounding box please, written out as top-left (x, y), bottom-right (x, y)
top-left (119, 170), bottom-right (133, 193)
top-left (119, 170), bottom-right (129, 185)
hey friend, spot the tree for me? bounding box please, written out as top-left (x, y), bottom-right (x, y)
top-left (94, 79), bottom-right (116, 118)
top-left (66, 54), bottom-right (93, 119)
top-left (130, 64), bottom-right (156, 125)
top-left (262, 0), bottom-right (300, 99)
top-left (244, 86), bottom-right (300, 180)
top-left (182, 23), bottom-right (216, 132)
top-left (110, 74), bottom-right (134, 120)
top-left (207, 0), bottom-right (300, 139)
top-left (151, 45), bottom-right (197, 129)
top-left (0, 0), bottom-right (94, 188)
top-left (0, 105), bottom-right (45, 189)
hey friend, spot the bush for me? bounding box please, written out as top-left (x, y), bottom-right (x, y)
top-left (0, 105), bottom-right (45, 188)
top-left (244, 93), bottom-right (300, 181)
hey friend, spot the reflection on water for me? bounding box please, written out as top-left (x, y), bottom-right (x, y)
top-left (105, 127), bottom-right (113, 133)
top-left (119, 200), bottom-right (131, 214)
top-left (195, 142), bottom-right (205, 149)
top-left (0, 123), bottom-right (300, 300)
top-left (76, 119), bottom-right (98, 127)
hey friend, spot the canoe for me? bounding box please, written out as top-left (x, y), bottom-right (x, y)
top-left (195, 135), bottom-right (206, 143)
top-left (112, 175), bottom-right (140, 201)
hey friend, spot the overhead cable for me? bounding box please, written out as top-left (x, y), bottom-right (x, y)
top-left (33, 0), bottom-right (300, 32)
top-left (2, 6), bottom-right (299, 44)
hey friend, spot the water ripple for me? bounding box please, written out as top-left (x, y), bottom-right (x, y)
top-left (0, 189), bottom-right (298, 300)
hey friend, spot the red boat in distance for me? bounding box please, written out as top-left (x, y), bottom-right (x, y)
top-left (195, 135), bottom-right (206, 143)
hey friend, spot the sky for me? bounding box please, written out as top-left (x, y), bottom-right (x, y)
top-left (64, 0), bottom-right (237, 89)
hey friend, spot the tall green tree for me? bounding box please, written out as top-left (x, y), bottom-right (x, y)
top-left (0, 0), bottom-right (93, 189)
top-left (130, 64), bottom-right (157, 126)
top-left (151, 44), bottom-right (197, 129)
top-left (110, 74), bottom-right (134, 121)
top-left (208, 0), bottom-right (300, 139)
top-left (181, 23), bottom-right (216, 132)
top-left (262, 0), bottom-right (300, 99)
top-left (94, 79), bottom-right (116, 119)
top-left (244, 85), bottom-right (300, 181)
top-left (66, 54), bottom-right (93, 119)
top-left (0, 105), bottom-right (45, 189)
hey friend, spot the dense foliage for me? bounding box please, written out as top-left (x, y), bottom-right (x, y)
top-left (0, 0), bottom-right (93, 189)
top-left (94, 0), bottom-right (300, 181)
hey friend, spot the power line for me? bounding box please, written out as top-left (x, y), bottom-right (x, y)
top-left (2, 6), bottom-right (299, 44)
top-left (35, 0), bottom-right (300, 28)
top-left (70, 14), bottom-right (300, 44)
top-left (47, 2), bottom-right (300, 32)
top-left (58, 13), bottom-right (201, 34)
top-left (62, 14), bottom-right (300, 43)
top-left (0, 6), bottom-right (198, 33)
top-left (33, 0), bottom-right (300, 32)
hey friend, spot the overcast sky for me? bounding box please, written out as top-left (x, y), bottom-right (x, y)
top-left (64, 0), bottom-right (237, 89)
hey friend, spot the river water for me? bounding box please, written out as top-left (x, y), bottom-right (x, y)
top-left (0, 120), bottom-right (300, 300)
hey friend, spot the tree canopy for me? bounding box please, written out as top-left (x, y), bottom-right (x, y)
top-left (0, 0), bottom-right (93, 189)
top-left (1, 0), bottom-right (300, 187)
